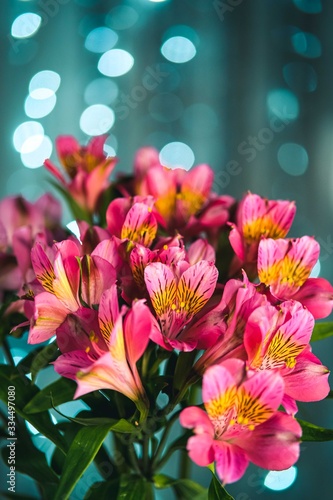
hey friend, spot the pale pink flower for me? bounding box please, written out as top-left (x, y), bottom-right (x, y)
top-left (258, 236), bottom-right (333, 318)
top-left (180, 360), bottom-right (301, 484)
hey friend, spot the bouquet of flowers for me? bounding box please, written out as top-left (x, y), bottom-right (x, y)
top-left (1, 134), bottom-right (333, 499)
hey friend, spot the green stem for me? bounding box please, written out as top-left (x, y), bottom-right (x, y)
top-left (128, 442), bottom-right (142, 476)
top-left (2, 339), bottom-right (15, 367)
top-left (142, 433), bottom-right (150, 477)
top-left (151, 410), bottom-right (181, 469)
top-left (179, 449), bottom-right (191, 480)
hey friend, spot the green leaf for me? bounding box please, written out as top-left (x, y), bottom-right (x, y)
top-left (54, 424), bottom-right (113, 500)
top-left (173, 479), bottom-right (207, 500)
top-left (23, 377), bottom-right (76, 413)
top-left (30, 341), bottom-right (59, 382)
top-left (118, 474), bottom-right (154, 500)
top-left (68, 417), bottom-right (136, 432)
top-left (311, 322), bottom-right (333, 341)
top-left (153, 474), bottom-right (207, 499)
top-left (0, 365), bottom-right (67, 453)
top-left (208, 473), bottom-right (234, 500)
top-left (84, 478), bottom-right (120, 500)
top-left (298, 418), bottom-right (333, 441)
top-left (1, 426), bottom-right (59, 485)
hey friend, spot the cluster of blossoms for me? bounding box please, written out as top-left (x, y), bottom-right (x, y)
top-left (1, 134), bottom-right (332, 486)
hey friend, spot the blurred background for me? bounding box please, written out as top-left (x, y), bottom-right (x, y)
top-left (1, 0), bottom-right (333, 498)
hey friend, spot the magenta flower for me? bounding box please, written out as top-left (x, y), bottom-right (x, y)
top-left (194, 273), bottom-right (267, 374)
top-left (144, 260), bottom-right (219, 351)
top-left (180, 360), bottom-right (301, 484)
top-left (244, 300), bottom-right (330, 414)
top-left (258, 236), bottom-right (333, 318)
top-left (0, 194), bottom-right (62, 296)
top-left (132, 147), bottom-right (233, 237)
top-left (44, 135), bottom-right (117, 214)
top-left (229, 193), bottom-right (295, 275)
top-left (28, 238), bottom-right (116, 343)
top-left (106, 196), bottom-right (157, 248)
top-left (54, 286), bottom-right (154, 415)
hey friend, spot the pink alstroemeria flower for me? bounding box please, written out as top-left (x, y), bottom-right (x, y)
top-left (0, 194), bottom-right (63, 295)
top-left (194, 273), bottom-right (267, 374)
top-left (132, 147), bottom-right (234, 237)
top-left (54, 286), bottom-right (154, 415)
top-left (44, 135), bottom-right (117, 214)
top-left (144, 260), bottom-right (219, 351)
top-left (180, 360), bottom-right (301, 485)
top-left (28, 238), bottom-right (116, 343)
top-left (244, 300), bottom-right (330, 414)
top-left (258, 236), bottom-right (333, 318)
top-left (229, 193), bottom-right (295, 275)
top-left (106, 196), bottom-right (157, 248)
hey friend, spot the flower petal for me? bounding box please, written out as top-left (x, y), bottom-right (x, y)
top-left (177, 260), bottom-right (218, 318)
top-left (98, 285), bottom-right (120, 344)
top-left (237, 412), bottom-right (301, 470)
top-left (214, 441), bottom-right (249, 484)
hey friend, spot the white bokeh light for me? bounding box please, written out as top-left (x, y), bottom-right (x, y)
top-left (66, 220), bottom-right (81, 241)
top-left (98, 49), bottom-right (134, 77)
top-left (11, 13), bottom-right (42, 39)
top-left (24, 93), bottom-right (57, 118)
top-left (20, 135), bottom-right (53, 169)
top-left (264, 466), bottom-right (297, 491)
top-left (13, 121), bottom-right (44, 154)
top-left (161, 36), bottom-right (196, 63)
top-left (310, 260), bottom-right (321, 278)
top-left (29, 71), bottom-right (61, 99)
top-left (159, 142), bottom-right (195, 170)
top-left (84, 27), bottom-right (118, 53)
top-left (80, 105), bottom-right (115, 136)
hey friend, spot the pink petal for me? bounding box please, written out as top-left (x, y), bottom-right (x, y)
top-left (283, 349), bottom-right (330, 403)
top-left (214, 441), bottom-right (249, 484)
top-left (144, 262), bottom-right (176, 316)
top-left (56, 307), bottom-right (101, 354)
top-left (87, 134), bottom-right (108, 160)
top-left (237, 412), bottom-right (301, 470)
top-left (85, 159), bottom-right (116, 212)
top-left (182, 164), bottom-right (213, 199)
top-left (123, 300), bottom-right (153, 365)
top-left (12, 226), bottom-right (33, 279)
top-left (28, 292), bottom-right (68, 344)
top-left (240, 370), bottom-right (284, 416)
top-left (180, 406), bottom-right (214, 436)
top-left (106, 198), bottom-right (132, 237)
top-left (76, 315), bottom-right (144, 402)
top-left (53, 350), bottom-right (92, 380)
top-left (98, 285), bottom-right (120, 344)
top-left (202, 364), bottom-right (237, 409)
top-left (80, 255), bottom-right (116, 306)
top-left (129, 244), bottom-right (154, 288)
top-left (187, 239), bottom-right (216, 265)
top-left (56, 135), bottom-right (80, 164)
top-left (134, 146), bottom-right (160, 178)
top-left (228, 225), bottom-right (245, 261)
top-left (121, 202), bottom-right (157, 247)
top-left (44, 159), bottom-right (67, 184)
top-left (293, 278), bottom-right (333, 319)
top-left (186, 435), bottom-right (215, 467)
top-left (31, 242), bottom-right (55, 293)
top-left (177, 260), bottom-right (218, 318)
